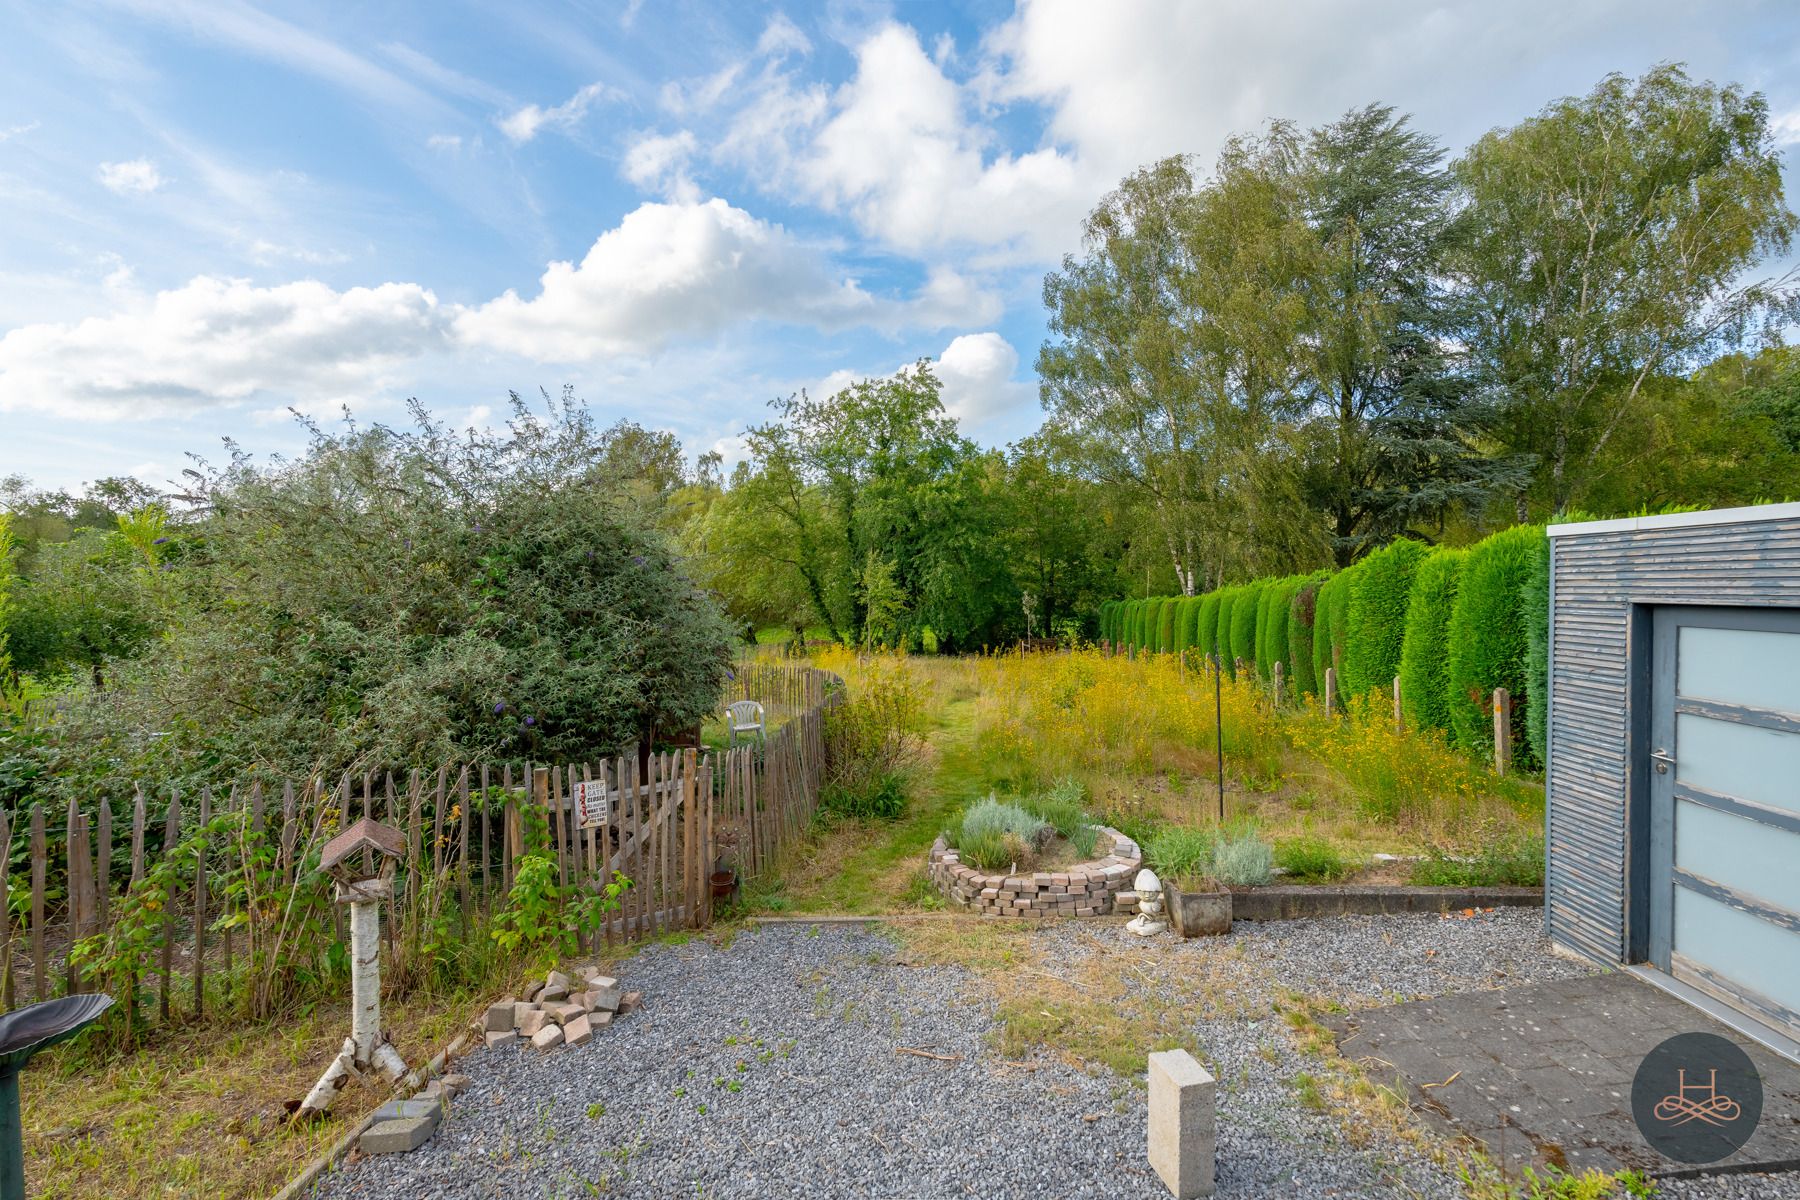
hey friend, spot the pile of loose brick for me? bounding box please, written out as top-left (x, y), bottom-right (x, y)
top-left (480, 968), bottom-right (641, 1053)
top-left (927, 828), bottom-right (1143, 918)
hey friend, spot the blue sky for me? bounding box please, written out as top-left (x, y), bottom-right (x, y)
top-left (2, 0), bottom-right (1798, 494)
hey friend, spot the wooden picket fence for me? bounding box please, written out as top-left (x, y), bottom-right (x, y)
top-left (0, 665), bottom-right (841, 1025)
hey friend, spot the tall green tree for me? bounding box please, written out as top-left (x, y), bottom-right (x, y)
top-left (1453, 65), bottom-right (1799, 514)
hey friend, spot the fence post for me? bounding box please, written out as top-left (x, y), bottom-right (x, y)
top-left (1323, 668), bottom-right (1337, 718)
top-left (1272, 661), bottom-right (1284, 707)
top-left (159, 790), bottom-right (180, 1021)
top-left (193, 787), bottom-right (210, 1018)
top-left (96, 796), bottom-right (112, 936)
top-left (1493, 687), bottom-right (1512, 776)
top-left (66, 800), bottom-right (94, 995)
top-left (28, 805), bottom-right (44, 1004)
top-left (0, 808), bottom-right (11, 1010)
top-left (1393, 675), bottom-right (1404, 733)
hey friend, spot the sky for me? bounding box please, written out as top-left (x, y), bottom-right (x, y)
top-left (2, 0), bottom-right (1798, 495)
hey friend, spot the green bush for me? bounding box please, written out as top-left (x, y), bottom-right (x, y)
top-left (1523, 532), bottom-right (1551, 771)
top-left (1287, 572), bottom-right (1329, 697)
top-left (1408, 834), bottom-right (1545, 887)
top-left (1156, 597), bottom-right (1177, 652)
top-left (1310, 573), bottom-right (1337, 702)
top-left (1320, 562), bottom-right (1357, 703)
top-left (1195, 592), bottom-right (1221, 661)
top-left (1020, 777), bottom-right (1098, 858)
top-left (820, 772), bottom-right (907, 820)
top-left (1230, 580), bottom-right (1266, 672)
top-left (1124, 600), bottom-right (1141, 649)
top-left (1274, 836), bottom-right (1351, 882)
top-left (1344, 538), bottom-right (1428, 698)
top-left (1212, 826), bottom-right (1274, 886)
top-left (1144, 826), bottom-right (1215, 883)
top-left (1445, 525), bottom-right (1544, 763)
top-left (1173, 596), bottom-right (1200, 657)
top-left (1397, 548), bottom-right (1466, 734)
top-left (1215, 589), bottom-right (1239, 677)
top-left (1258, 576), bottom-right (1299, 683)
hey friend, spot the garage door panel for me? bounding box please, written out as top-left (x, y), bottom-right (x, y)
top-left (1673, 712), bottom-right (1800, 815)
top-left (1678, 625), bottom-right (1800, 713)
top-left (1674, 800), bottom-right (1800, 915)
top-left (1673, 887), bottom-right (1800, 1025)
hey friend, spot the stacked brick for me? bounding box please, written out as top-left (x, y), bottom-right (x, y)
top-left (927, 828), bottom-right (1142, 918)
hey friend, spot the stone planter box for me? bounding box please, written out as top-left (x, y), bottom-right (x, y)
top-left (1166, 883), bottom-right (1231, 937)
top-left (927, 827), bottom-right (1141, 918)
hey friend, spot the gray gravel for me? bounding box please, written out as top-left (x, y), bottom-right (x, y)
top-left (310, 911), bottom-right (1800, 1199)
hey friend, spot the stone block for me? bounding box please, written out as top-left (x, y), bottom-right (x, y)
top-left (1147, 1049), bottom-right (1214, 1198)
top-left (442, 1073), bottom-right (473, 1097)
top-left (591, 1010), bottom-right (614, 1027)
top-left (531, 1024), bottom-right (565, 1051)
top-left (512, 1001), bottom-right (537, 1029)
top-left (483, 1000), bottom-right (515, 1032)
top-left (519, 1008), bottom-right (550, 1037)
top-left (361, 1116), bottom-right (438, 1155)
top-left (564, 1013), bottom-right (593, 1046)
top-left (523, 981), bottom-right (544, 1002)
top-left (484, 1030), bottom-right (518, 1050)
top-left (585, 975), bottom-right (622, 1011)
top-left (619, 991), bottom-right (643, 1014)
top-left (551, 1002), bottom-right (587, 1026)
top-left (371, 1097), bottom-right (445, 1125)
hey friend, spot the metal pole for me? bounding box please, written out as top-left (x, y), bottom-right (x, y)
top-left (1212, 653), bottom-right (1225, 824)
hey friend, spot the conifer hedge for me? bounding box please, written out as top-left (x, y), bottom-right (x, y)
top-left (1397, 548), bottom-right (1465, 734)
top-left (1215, 589), bottom-right (1240, 678)
top-left (1523, 532), bottom-right (1551, 770)
top-left (1445, 525), bottom-right (1543, 763)
top-left (1195, 592), bottom-right (1221, 660)
top-left (1256, 576), bottom-right (1296, 681)
top-left (1287, 571), bottom-right (1329, 697)
top-left (1156, 597), bottom-right (1178, 652)
top-left (1343, 539), bottom-right (1428, 697)
top-left (1230, 580), bottom-right (1266, 671)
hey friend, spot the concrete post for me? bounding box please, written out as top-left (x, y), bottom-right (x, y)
top-left (1147, 1049), bottom-right (1215, 1198)
top-left (1493, 687), bottom-right (1512, 776)
top-left (1323, 667), bottom-right (1337, 718)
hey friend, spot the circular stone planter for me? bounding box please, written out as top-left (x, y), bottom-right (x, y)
top-left (927, 827), bottom-right (1142, 918)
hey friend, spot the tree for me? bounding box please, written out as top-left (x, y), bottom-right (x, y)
top-left (1453, 64), bottom-right (1799, 514)
top-left (1292, 105), bottom-right (1525, 563)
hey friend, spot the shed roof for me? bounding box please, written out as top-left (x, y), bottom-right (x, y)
top-left (1547, 501), bottom-right (1800, 539)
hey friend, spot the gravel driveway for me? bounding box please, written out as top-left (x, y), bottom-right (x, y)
top-left (310, 912), bottom-right (1800, 1199)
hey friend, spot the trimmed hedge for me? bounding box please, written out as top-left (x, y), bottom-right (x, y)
top-left (1195, 592), bottom-right (1221, 661)
top-left (1287, 571), bottom-right (1329, 697)
top-left (1397, 548), bottom-right (1465, 734)
top-left (1173, 595), bottom-right (1201, 656)
top-left (1523, 532), bottom-right (1551, 770)
top-left (1256, 576), bottom-right (1297, 682)
top-left (1156, 597), bottom-right (1178, 652)
top-left (1344, 539), bottom-right (1428, 697)
top-left (1230, 580), bottom-right (1266, 672)
top-left (1445, 525), bottom-right (1544, 764)
top-left (1215, 588), bottom-right (1240, 678)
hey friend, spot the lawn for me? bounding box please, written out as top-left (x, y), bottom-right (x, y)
top-left (740, 647), bottom-right (1543, 914)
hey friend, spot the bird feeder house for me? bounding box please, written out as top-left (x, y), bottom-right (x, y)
top-left (319, 816), bottom-right (404, 903)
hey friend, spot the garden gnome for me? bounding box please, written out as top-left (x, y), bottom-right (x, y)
top-left (1128, 868), bottom-right (1168, 936)
top-left (296, 817), bottom-right (409, 1119)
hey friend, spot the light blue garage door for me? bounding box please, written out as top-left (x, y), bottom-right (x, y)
top-left (1651, 607), bottom-right (1800, 1035)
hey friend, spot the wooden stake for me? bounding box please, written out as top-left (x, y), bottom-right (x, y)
top-left (159, 790), bottom-right (180, 1021)
top-left (1394, 675), bottom-right (1404, 733)
top-left (28, 805), bottom-right (44, 1004)
top-left (1493, 687), bottom-right (1513, 776)
top-left (1272, 661), bottom-right (1284, 707)
top-left (1324, 667), bottom-right (1337, 718)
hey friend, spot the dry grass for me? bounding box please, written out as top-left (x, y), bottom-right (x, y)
top-left (19, 983), bottom-right (487, 1200)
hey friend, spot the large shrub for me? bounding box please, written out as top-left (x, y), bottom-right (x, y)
top-left (1257, 576), bottom-right (1298, 682)
top-left (1215, 588), bottom-right (1240, 677)
top-left (1445, 525), bottom-right (1544, 763)
top-left (20, 398), bottom-right (738, 795)
top-left (1344, 538), bottom-right (1428, 698)
top-left (1523, 531), bottom-right (1551, 770)
top-left (1286, 572), bottom-right (1329, 697)
top-left (1320, 562), bottom-right (1358, 701)
top-left (1230, 580), bottom-right (1266, 672)
top-left (1155, 597), bottom-right (1178, 653)
top-left (1397, 548), bottom-right (1466, 734)
top-left (1195, 592), bottom-right (1222, 661)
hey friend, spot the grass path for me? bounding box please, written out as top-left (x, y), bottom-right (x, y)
top-left (755, 694), bottom-right (991, 915)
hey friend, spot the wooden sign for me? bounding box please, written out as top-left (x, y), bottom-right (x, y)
top-left (574, 779), bottom-right (610, 829)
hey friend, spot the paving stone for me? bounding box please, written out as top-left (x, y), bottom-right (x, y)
top-left (371, 1097), bottom-right (445, 1125)
top-left (531, 1024), bottom-right (564, 1051)
top-left (482, 1001), bottom-right (515, 1032)
top-left (483, 1030), bottom-right (517, 1050)
top-left (564, 1013), bottom-right (593, 1046)
top-left (550, 1002), bottom-right (586, 1026)
top-left (511, 1001), bottom-right (537, 1030)
top-left (441, 1073), bottom-right (473, 1097)
top-left (585, 975), bottom-right (622, 1012)
top-left (360, 1116), bottom-right (439, 1155)
top-left (591, 1010), bottom-right (613, 1027)
top-left (518, 1009), bottom-right (550, 1037)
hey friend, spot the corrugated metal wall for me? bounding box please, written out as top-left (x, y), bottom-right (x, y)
top-left (1548, 515), bottom-right (1800, 964)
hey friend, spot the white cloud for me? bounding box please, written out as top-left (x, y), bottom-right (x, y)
top-left (455, 197), bottom-right (879, 360)
top-left (426, 133), bottom-right (464, 152)
top-left (1773, 107), bottom-right (1800, 147)
top-left (499, 81), bottom-right (613, 143)
top-left (98, 158), bottom-right (164, 195)
top-left (757, 14), bottom-right (811, 59)
top-left (0, 121), bottom-right (39, 143)
top-left (661, 64), bottom-right (744, 117)
top-left (720, 23), bottom-right (1086, 260)
top-left (0, 276), bottom-right (450, 418)
top-left (622, 130), bottom-right (699, 200)
top-left (933, 331), bottom-right (1033, 425)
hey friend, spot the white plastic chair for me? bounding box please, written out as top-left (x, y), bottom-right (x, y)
top-left (726, 700), bottom-right (765, 749)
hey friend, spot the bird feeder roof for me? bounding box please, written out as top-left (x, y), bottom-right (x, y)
top-left (319, 816), bottom-right (405, 874)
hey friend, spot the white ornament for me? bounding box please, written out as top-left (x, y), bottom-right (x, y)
top-left (1127, 867), bottom-right (1168, 936)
